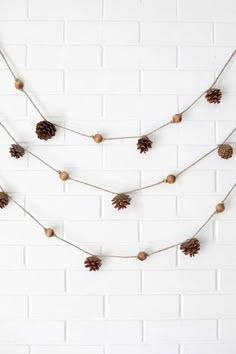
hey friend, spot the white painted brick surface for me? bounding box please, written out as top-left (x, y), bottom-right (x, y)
top-left (0, 0), bottom-right (235, 352)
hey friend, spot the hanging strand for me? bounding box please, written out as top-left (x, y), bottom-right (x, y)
top-left (0, 120), bottom-right (235, 197)
top-left (0, 48), bottom-right (235, 141)
top-left (1, 179), bottom-right (234, 259)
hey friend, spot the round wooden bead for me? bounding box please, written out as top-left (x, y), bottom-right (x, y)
top-left (45, 228), bottom-right (54, 237)
top-left (137, 251), bottom-right (148, 261)
top-left (93, 134), bottom-right (103, 143)
top-left (166, 174), bottom-right (176, 184)
top-left (59, 171), bottom-right (69, 181)
top-left (172, 114), bottom-right (182, 123)
top-left (15, 79), bottom-right (24, 90)
top-left (216, 203), bottom-right (225, 213)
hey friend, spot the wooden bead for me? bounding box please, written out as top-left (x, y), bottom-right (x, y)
top-left (15, 79), bottom-right (24, 90)
top-left (166, 174), bottom-right (176, 184)
top-left (45, 228), bottom-right (54, 237)
top-left (216, 203), bottom-right (225, 213)
top-left (172, 113), bottom-right (182, 123)
top-left (137, 251), bottom-right (148, 261)
top-left (59, 171), bottom-right (69, 181)
top-left (93, 134), bottom-right (103, 143)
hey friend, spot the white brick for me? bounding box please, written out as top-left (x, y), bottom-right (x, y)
top-left (0, 320), bottom-right (64, 344)
top-left (107, 295), bottom-right (179, 319)
top-left (30, 0), bottom-right (102, 19)
top-left (28, 146), bottom-right (102, 169)
top-left (0, 296), bottom-right (27, 319)
top-left (0, 22), bottom-right (64, 44)
top-left (146, 320), bottom-right (217, 341)
top-left (178, 195), bottom-right (220, 218)
top-left (179, 0), bottom-right (236, 22)
top-left (103, 196), bottom-right (176, 220)
top-left (30, 295), bottom-right (103, 319)
top-left (0, 246), bottom-right (24, 268)
top-left (220, 319), bottom-right (236, 339)
top-left (143, 270), bottom-right (215, 293)
top-left (67, 271), bottom-right (141, 294)
top-left (67, 70), bottom-right (139, 93)
top-left (0, 96), bottom-right (26, 116)
top-left (141, 23), bottom-right (213, 45)
top-left (1, 171), bottom-right (63, 194)
top-left (216, 220), bottom-right (236, 244)
top-left (26, 196), bottom-right (100, 220)
top-left (0, 271), bottom-right (64, 294)
top-left (0, 0), bottom-right (27, 19)
top-left (0, 220), bottom-right (63, 245)
top-left (26, 245), bottom-right (100, 269)
top-left (107, 344), bottom-right (179, 354)
top-left (0, 346), bottom-right (29, 354)
top-left (104, 145), bottom-right (177, 169)
top-left (183, 294), bottom-right (236, 317)
top-left (103, 46), bottom-right (176, 69)
top-left (28, 94), bottom-right (102, 119)
top-left (183, 343), bottom-right (236, 354)
top-left (31, 346), bottom-right (104, 354)
top-left (219, 270), bottom-right (236, 292)
top-left (68, 320), bottom-right (142, 344)
top-left (141, 219), bottom-right (213, 243)
top-left (64, 220), bottom-right (139, 243)
top-left (28, 46), bottom-right (101, 69)
top-left (0, 46), bottom-right (26, 68)
top-left (104, 95), bottom-right (178, 119)
top-left (67, 22), bottom-right (139, 44)
top-left (142, 70), bottom-right (214, 94)
top-left (104, 0), bottom-right (177, 20)
top-left (216, 24), bottom-right (236, 45)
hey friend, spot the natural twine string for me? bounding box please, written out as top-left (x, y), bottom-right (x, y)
top-left (0, 181), bottom-right (235, 259)
top-left (0, 48), bottom-right (235, 141)
top-left (0, 121), bottom-right (235, 197)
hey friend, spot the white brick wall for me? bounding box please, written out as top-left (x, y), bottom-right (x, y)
top-left (0, 0), bottom-right (235, 353)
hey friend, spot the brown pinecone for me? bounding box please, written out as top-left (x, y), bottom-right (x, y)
top-left (112, 193), bottom-right (131, 210)
top-left (9, 144), bottom-right (25, 159)
top-left (35, 120), bottom-right (56, 140)
top-left (218, 144), bottom-right (233, 159)
top-left (84, 256), bottom-right (102, 271)
top-left (137, 136), bottom-right (153, 154)
top-left (0, 192), bottom-right (9, 209)
top-left (205, 88), bottom-right (222, 104)
top-left (180, 238), bottom-right (200, 257)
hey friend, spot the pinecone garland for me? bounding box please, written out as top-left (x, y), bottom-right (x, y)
top-left (137, 136), bottom-right (153, 154)
top-left (205, 88), bottom-right (222, 104)
top-left (35, 120), bottom-right (56, 140)
top-left (112, 193), bottom-right (131, 210)
top-left (180, 238), bottom-right (200, 257)
top-left (218, 144), bottom-right (233, 159)
top-left (0, 192), bottom-right (9, 209)
top-left (9, 144), bottom-right (25, 159)
top-left (84, 256), bottom-right (102, 271)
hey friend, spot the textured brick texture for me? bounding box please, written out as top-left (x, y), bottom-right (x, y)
top-left (0, 0), bottom-right (235, 353)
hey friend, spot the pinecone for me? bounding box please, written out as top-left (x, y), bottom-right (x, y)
top-left (218, 144), bottom-right (233, 159)
top-left (137, 136), bottom-right (153, 154)
top-left (84, 256), bottom-right (102, 271)
top-left (112, 193), bottom-right (131, 210)
top-left (205, 88), bottom-right (222, 104)
top-left (0, 192), bottom-right (9, 209)
top-left (9, 144), bottom-right (25, 159)
top-left (180, 238), bottom-right (200, 257)
top-left (35, 120), bottom-right (56, 140)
